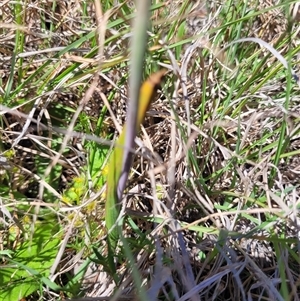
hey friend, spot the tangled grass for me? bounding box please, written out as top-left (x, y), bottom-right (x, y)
top-left (0, 1), bottom-right (299, 300)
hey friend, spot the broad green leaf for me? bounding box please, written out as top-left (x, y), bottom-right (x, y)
top-left (0, 222), bottom-right (61, 301)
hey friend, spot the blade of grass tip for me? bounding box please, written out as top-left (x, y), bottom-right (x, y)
top-left (225, 37), bottom-right (300, 84)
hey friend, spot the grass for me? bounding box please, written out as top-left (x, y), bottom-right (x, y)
top-left (0, 0), bottom-right (300, 300)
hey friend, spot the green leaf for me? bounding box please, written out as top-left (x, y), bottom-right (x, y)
top-left (0, 222), bottom-right (61, 301)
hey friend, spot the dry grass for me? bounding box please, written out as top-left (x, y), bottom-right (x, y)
top-left (0, 0), bottom-right (300, 301)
